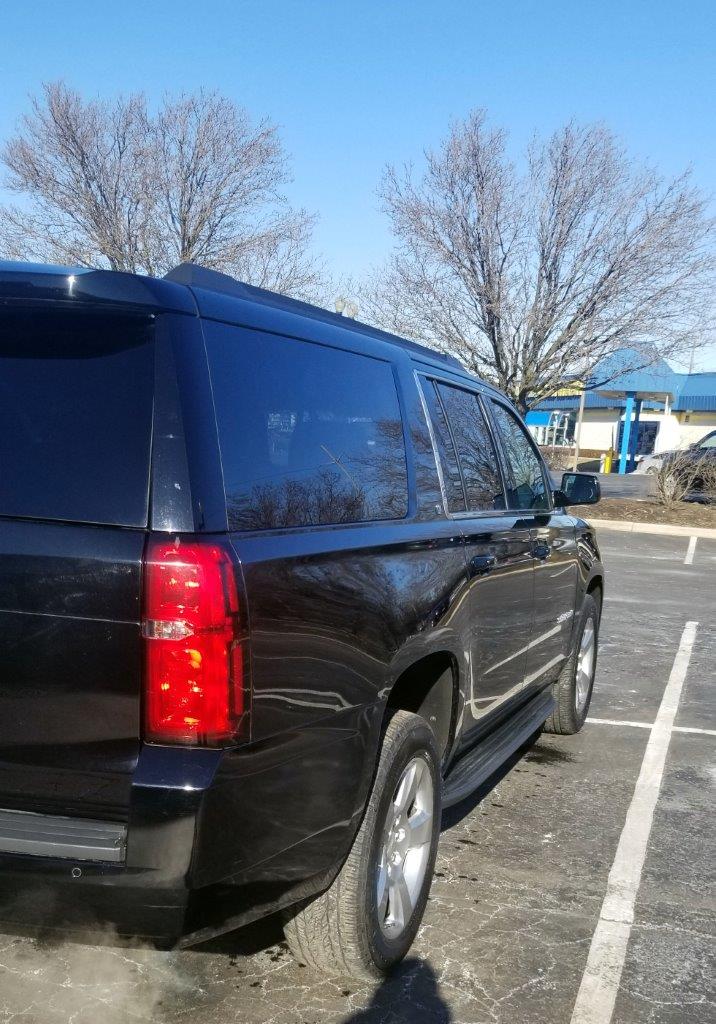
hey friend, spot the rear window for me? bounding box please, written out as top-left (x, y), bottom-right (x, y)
top-left (205, 323), bottom-right (409, 530)
top-left (0, 310), bottom-right (154, 527)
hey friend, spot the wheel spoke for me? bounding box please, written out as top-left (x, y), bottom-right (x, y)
top-left (407, 806), bottom-right (432, 846)
top-left (376, 858), bottom-right (389, 920)
top-left (393, 761), bottom-right (418, 815)
top-left (389, 868), bottom-right (413, 930)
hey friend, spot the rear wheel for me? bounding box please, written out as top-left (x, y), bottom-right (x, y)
top-left (544, 593), bottom-right (600, 735)
top-left (283, 709), bottom-right (441, 978)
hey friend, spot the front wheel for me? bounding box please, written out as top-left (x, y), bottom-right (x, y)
top-left (283, 709), bottom-right (441, 978)
top-left (543, 593), bottom-right (600, 735)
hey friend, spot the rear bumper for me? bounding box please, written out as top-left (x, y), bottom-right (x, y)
top-left (0, 744), bottom-right (216, 941)
top-left (0, 857), bottom-right (189, 940)
top-left (0, 704), bottom-right (381, 944)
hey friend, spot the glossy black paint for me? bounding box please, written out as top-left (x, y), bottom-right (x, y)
top-left (0, 261), bottom-right (604, 943)
top-left (0, 520), bottom-right (144, 820)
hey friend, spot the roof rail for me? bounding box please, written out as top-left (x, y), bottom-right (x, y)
top-left (163, 263), bottom-right (464, 371)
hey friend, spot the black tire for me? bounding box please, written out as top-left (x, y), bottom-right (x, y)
top-left (283, 709), bottom-right (441, 978)
top-left (543, 593), bottom-right (600, 735)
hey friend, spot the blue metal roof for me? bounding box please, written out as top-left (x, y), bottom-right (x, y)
top-left (533, 355), bottom-right (716, 414)
top-left (675, 394), bottom-right (716, 412)
top-left (676, 371), bottom-right (716, 395)
top-left (674, 372), bottom-right (716, 411)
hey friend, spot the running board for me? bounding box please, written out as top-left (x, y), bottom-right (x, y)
top-left (442, 690), bottom-right (554, 809)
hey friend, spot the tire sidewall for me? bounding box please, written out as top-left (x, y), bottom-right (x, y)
top-left (361, 714), bottom-right (441, 973)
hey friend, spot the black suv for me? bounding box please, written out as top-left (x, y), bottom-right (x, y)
top-left (0, 261), bottom-right (603, 978)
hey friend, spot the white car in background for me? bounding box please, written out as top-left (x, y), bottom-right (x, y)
top-left (635, 429), bottom-right (716, 473)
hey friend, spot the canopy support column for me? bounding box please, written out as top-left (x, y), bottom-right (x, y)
top-left (618, 391), bottom-right (636, 474)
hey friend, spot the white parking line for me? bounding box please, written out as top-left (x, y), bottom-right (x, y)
top-left (571, 621), bottom-right (698, 1024)
top-left (587, 718), bottom-right (716, 737)
top-left (587, 718), bottom-right (651, 729)
top-left (684, 536), bottom-right (697, 565)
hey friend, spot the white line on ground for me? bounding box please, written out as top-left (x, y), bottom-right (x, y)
top-left (571, 620), bottom-right (698, 1024)
top-left (587, 718), bottom-right (651, 729)
top-left (684, 536), bottom-right (698, 565)
top-left (587, 717), bottom-right (716, 737)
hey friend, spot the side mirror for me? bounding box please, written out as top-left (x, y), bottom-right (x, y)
top-left (556, 472), bottom-right (601, 506)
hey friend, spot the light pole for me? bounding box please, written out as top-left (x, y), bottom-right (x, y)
top-left (571, 388), bottom-right (587, 472)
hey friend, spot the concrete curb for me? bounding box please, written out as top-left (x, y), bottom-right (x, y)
top-left (588, 517), bottom-right (716, 539)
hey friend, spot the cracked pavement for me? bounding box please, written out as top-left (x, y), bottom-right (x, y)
top-left (0, 531), bottom-right (714, 1023)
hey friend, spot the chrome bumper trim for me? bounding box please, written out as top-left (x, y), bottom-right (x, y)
top-left (0, 808), bottom-right (127, 863)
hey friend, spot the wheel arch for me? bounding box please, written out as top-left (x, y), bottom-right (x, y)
top-left (586, 574), bottom-right (604, 617)
top-left (383, 651), bottom-right (459, 764)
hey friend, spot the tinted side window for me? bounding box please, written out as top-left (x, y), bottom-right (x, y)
top-left (420, 379), bottom-right (466, 513)
top-left (206, 324), bottom-right (409, 530)
top-left (0, 310), bottom-right (154, 527)
top-left (490, 401), bottom-right (550, 511)
top-left (436, 384), bottom-right (505, 512)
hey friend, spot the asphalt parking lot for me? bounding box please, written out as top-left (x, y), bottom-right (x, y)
top-left (0, 528), bottom-right (714, 1024)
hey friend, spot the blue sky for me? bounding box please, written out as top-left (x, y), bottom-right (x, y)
top-left (1, 0), bottom-right (715, 365)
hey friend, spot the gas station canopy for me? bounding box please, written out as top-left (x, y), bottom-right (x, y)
top-left (596, 384), bottom-right (675, 473)
top-left (597, 387), bottom-right (675, 404)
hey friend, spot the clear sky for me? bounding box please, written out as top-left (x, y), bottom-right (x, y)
top-left (1, 0), bottom-right (715, 365)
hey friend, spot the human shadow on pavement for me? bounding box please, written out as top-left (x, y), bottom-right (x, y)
top-left (340, 958), bottom-right (451, 1023)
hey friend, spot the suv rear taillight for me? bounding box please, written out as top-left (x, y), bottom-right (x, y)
top-left (142, 537), bottom-right (245, 746)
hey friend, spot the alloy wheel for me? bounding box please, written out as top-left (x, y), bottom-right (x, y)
top-left (376, 755), bottom-right (434, 938)
top-left (575, 618), bottom-right (596, 712)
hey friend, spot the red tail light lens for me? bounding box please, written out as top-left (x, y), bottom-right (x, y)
top-left (142, 537), bottom-right (245, 746)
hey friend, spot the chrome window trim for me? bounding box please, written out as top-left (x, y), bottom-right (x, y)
top-left (414, 371), bottom-right (519, 522)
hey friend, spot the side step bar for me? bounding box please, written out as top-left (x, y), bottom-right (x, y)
top-left (0, 808), bottom-right (127, 863)
top-left (442, 689), bottom-right (554, 809)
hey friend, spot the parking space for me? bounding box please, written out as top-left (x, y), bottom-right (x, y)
top-left (0, 528), bottom-right (714, 1024)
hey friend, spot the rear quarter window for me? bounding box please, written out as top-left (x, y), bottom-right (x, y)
top-left (0, 309), bottom-right (154, 527)
top-left (205, 323), bottom-right (409, 530)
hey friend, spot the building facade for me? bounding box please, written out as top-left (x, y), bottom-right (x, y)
top-left (527, 363), bottom-right (716, 458)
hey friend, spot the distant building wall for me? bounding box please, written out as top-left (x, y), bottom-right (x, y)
top-left (530, 408), bottom-right (715, 453)
top-left (577, 411), bottom-right (619, 451)
top-left (674, 412), bottom-right (716, 446)
top-left (529, 355), bottom-right (716, 456)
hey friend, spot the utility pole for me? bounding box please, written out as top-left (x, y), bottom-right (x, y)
top-left (572, 388), bottom-right (587, 472)
top-left (688, 337), bottom-right (697, 376)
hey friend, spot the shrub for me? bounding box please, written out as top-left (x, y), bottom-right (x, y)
top-left (653, 449), bottom-right (716, 507)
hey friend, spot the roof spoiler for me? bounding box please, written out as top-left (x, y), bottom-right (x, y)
top-left (0, 261), bottom-right (195, 314)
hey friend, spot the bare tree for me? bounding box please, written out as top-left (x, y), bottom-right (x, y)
top-left (653, 449), bottom-right (716, 507)
top-left (361, 112), bottom-right (716, 410)
top-left (0, 83), bottom-right (323, 299)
